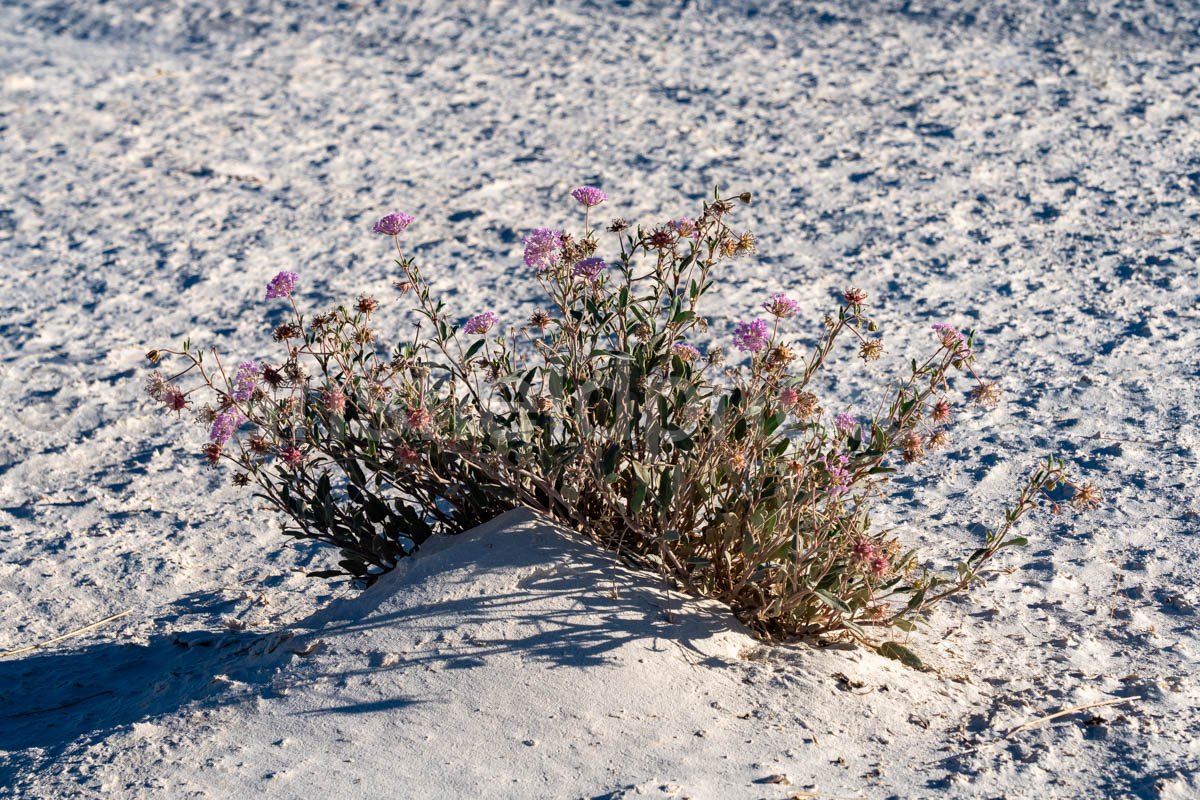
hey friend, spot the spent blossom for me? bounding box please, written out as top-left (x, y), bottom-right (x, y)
top-left (523, 228), bottom-right (563, 273)
top-left (232, 361), bottom-right (259, 402)
top-left (463, 311), bottom-right (498, 335)
top-left (372, 212), bottom-right (414, 236)
top-left (265, 271), bottom-right (298, 300)
top-left (668, 217), bottom-right (701, 240)
top-left (732, 319), bottom-right (770, 354)
top-left (572, 257), bottom-right (606, 281)
top-left (762, 293), bottom-right (802, 319)
top-left (570, 186), bottom-right (607, 207)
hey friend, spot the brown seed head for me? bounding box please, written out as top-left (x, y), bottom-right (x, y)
top-left (608, 218), bottom-right (629, 233)
top-left (648, 228), bottom-right (675, 250)
top-left (902, 433), bottom-right (925, 464)
top-left (232, 472), bottom-right (250, 487)
top-left (202, 442), bottom-right (223, 465)
top-left (859, 339), bottom-right (884, 362)
top-left (356, 295), bottom-right (378, 316)
top-left (734, 232), bottom-right (757, 257)
top-left (927, 430), bottom-right (950, 450)
top-left (393, 279), bottom-right (414, 294)
top-left (273, 323), bottom-right (301, 342)
top-left (767, 345), bottom-right (795, 370)
top-left (970, 382), bottom-right (1001, 408)
top-left (529, 310), bottom-right (552, 332)
top-left (1072, 484), bottom-right (1102, 511)
top-left (534, 395), bottom-right (554, 414)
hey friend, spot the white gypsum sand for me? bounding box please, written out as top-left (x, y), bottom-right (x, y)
top-left (1, 1), bottom-right (1198, 798)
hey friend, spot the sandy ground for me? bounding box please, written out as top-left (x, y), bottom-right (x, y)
top-left (1, 1), bottom-right (1198, 797)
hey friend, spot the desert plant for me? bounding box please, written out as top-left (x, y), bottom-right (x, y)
top-left (146, 187), bottom-right (1098, 659)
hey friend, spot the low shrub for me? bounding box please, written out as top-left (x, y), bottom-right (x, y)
top-left (146, 187), bottom-right (1097, 660)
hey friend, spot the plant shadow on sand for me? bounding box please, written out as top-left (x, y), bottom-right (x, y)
top-left (0, 511), bottom-right (744, 778)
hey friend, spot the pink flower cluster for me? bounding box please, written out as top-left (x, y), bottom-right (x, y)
top-left (373, 212), bottom-right (414, 236)
top-left (464, 311), bottom-right (498, 335)
top-left (762, 293), bottom-right (801, 319)
top-left (232, 361), bottom-right (259, 402)
top-left (834, 413), bottom-right (858, 433)
top-left (570, 186), bottom-right (607, 207)
top-left (523, 228), bottom-right (563, 273)
top-left (210, 408), bottom-right (245, 444)
top-left (824, 452), bottom-right (851, 497)
top-left (672, 342), bottom-right (700, 362)
top-left (266, 271), bottom-right (298, 300)
top-left (850, 537), bottom-right (891, 577)
top-left (573, 257), bottom-right (606, 281)
top-left (732, 319), bottom-right (770, 353)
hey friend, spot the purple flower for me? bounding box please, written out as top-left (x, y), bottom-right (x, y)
top-left (762, 293), bottom-right (802, 319)
top-left (932, 323), bottom-right (972, 359)
top-left (732, 319), bottom-right (770, 354)
top-left (834, 413), bottom-right (858, 433)
top-left (209, 407), bottom-right (245, 444)
top-left (523, 228), bottom-right (563, 273)
top-left (672, 342), bottom-right (700, 362)
top-left (824, 452), bottom-right (851, 497)
top-left (232, 361), bottom-right (260, 402)
top-left (463, 311), bottom-right (498, 335)
top-left (572, 257), bottom-right (606, 281)
top-left (373, 212), bottom-right (414, 236)
top-left (570, 186), bottom-right (607, 207)
top-left (265, 271), bottom-right (298, 300)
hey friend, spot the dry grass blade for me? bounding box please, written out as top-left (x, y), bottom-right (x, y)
top-left (0, 609), bottom-right (133, 658)
top-left (1004, 695), bottom-right (1141, 739)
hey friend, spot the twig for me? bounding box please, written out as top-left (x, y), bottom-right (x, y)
top-left (1004, 695), bottom-right (1141, 739)
top-left (0, 609), bottom-right (133, 659)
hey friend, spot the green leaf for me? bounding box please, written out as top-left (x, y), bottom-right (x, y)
top-left (630, 481), bottom-right (648, 514)
top-left (878, 641), bottom-right (924, 670)
top-left (813, 589), bottom-right (851, 615)
top-left (1000, 536), bottom-right (1028, 548)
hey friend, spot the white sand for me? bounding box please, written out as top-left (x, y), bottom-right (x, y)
top-left (1, 1), bottom-right (1198, 797)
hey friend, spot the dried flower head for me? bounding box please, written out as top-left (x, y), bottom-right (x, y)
top-left (529, 310), bottom-right (552, 331)
top-left (463, 311), bottom-right (498, 335)
top-left (1072, 484), bottom-right (1102, 511)
top-left (902, 433), bottom-right (925, 464)
top-left (357, 295), bottom-right (378, 316)
top-left (232, 472), bottom-right (250, 487)
top-left (266, 271), bottom-right (298, 300)
top-left (523, 228), bottom-right (563, 273)
top-left (648, 228), bottom-right (675, 250)
top-left (273, 323), bottom-right (301, 342)
top-left (762, 293), bottom-right (802, 319)
top-left (607, 218), bottom-right (629, 233)
top-left (931, 398), bottom-right (952, 424)
top-left (145, 372), bottom-right (168, 401)
top-left (393, 279), bottom-right (414, 294)
top-left (163, 386), bottom-right (188, 414)
top-left (202, 442), bottom-right (223, 465)
top-left (668, 217), bottom-right (701, 240)
top-left (533, 395), bottom-right (554, 414)
top-left (859, 339), bottom-right (884, 362)
top-left (927, 430), bottom-right (950, 450)
top-left (767, 345), bottom-right (795, 370)
top-left (248, 435), bottom-right (270, 454)
top-left (262, 365), bottom-right (284, 388)
top-left (733, 319), bottom-right (770, 354)
top-left (734, 232), bottom-right (757, 256)
top-left (706, 347), bottom-right (726, 367)
top-left (280, 445), bottom-right (304, 467)
top-left (970, 381), bottom-right (1001, 408)
top-left (373, 212), bottom-right (414, 236)
top-left (570, 185), bottom-right (607, 207)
